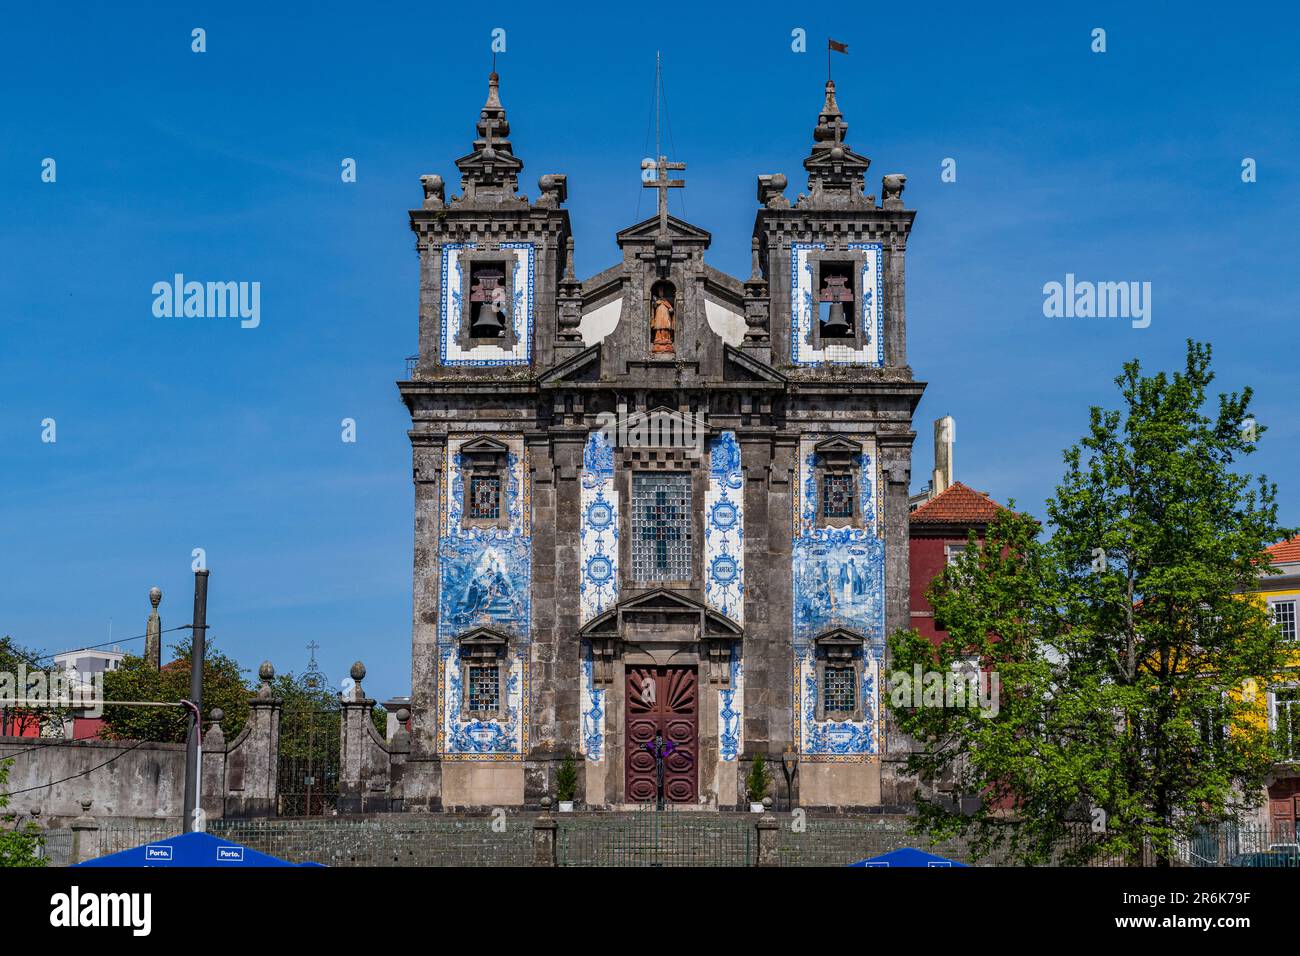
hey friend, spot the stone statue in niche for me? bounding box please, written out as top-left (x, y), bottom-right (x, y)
top-left (650, 281), bottom-right (675, 354)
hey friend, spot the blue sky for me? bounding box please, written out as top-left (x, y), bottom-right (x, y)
top-left (2, 2), bottom-right (1297, 700)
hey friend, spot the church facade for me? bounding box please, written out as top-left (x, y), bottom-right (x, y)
top-left (398, 70), bottom-right (924, 809)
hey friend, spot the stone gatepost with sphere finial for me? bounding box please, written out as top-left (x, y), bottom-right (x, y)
top-left (224, 661), bottom-right (283, 818)
top-left (338, 661), bottom-right (398, 812)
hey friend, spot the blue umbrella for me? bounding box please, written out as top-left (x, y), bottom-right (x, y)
top-left (849, 847), bottom-right (967, 867)
top-left (75, 831), bottom-right (319, 867)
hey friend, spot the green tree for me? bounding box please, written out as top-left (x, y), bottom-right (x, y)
top-left (555, 752), bottom-right (579, 802)
top-left (746, 753), bottom-right (772, 804)
top-left (100, 638), bottom-right (251, 742)
top-left (888, 341), bottom-right (1294, 865)
top-left (0, 759), bottom-right (45, 867)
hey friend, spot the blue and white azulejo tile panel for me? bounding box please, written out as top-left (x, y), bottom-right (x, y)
top-left (440, 646), bottom-right (527, 757)
top-left (439, 242), bottom-right (535, 366)
top-left (794, 644), bottom-right (879, 761)
top-left (789, 242), bottom-right (884, 366)
top-left (704, 431), bottom-right (744, 625)
top-left (437, 435), bottom-right (531, 759)
top-left (579, 430), bottom-right (619, 625)
top-left (791, 433), bottom-right (885, 760)
top-left (718, 644), bottom-right (744, 762)
top-left (580, 641), bottom-right (606, 763)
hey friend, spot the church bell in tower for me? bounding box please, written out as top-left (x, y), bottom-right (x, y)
top-left (823, 300), bottom-right (849, 335)
top-left (468, 267), bottom-right (507, 338)
top-left (819, 271), bottom-right (853, 338)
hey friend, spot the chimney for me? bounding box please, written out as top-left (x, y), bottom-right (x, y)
top-left (931, 416), bottom-right (954, 496)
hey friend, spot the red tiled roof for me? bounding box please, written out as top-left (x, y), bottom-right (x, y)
top-left (1267, 535), bottom-right (1300, 565)
top-left (909, 481), bottom-right (1007, 526)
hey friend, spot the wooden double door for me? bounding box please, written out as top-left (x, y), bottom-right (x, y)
top-left (1269, 778), bottom-right (1300, 839)
top-left (625, 666), bottom-right (698, 803)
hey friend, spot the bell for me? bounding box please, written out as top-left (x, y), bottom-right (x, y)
top-left (470, 300), bottom-right (505, 337)
top-left (821, 300), bottom-right (851, 337)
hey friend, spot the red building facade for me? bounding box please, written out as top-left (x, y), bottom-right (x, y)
top-left (908, 481), bottom-right (1007, 647)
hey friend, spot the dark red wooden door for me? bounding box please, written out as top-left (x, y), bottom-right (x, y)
top-left (1269, 779), bottom-right (1300, 839)
top-left (625, 666), bottom-right (697, 803)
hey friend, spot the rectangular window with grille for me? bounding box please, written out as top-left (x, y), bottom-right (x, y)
top-left (631, 472), bottom-right (692, 582)
top-left (469, 475), bottom-right (501, 520)
top-left (467, 664), bottom-right (500, 714)
top-left (823, 473), bottom-right (853, 518)
top-left (823, 666), bottom-right (856, 715)
top-left (1272, 600), bottom-right (1297, 641)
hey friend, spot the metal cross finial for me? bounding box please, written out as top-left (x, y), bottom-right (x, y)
top-left (306, 640), bottom-right (320, 668)
top-left (643, 154), bottom-right (685, 237)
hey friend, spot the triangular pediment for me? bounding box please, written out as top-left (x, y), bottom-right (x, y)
top-left (813, 626), bottom-right (866, 647)
top-left (453, 147), bottom-right (524, 175)
top-left (616, 214), bottom-right (712, 247)
top-left (814, 436), bottom-right (863, 456)
top-left (460, 436), bottom-right (510, 456)
top-left (620, 588), bottom-right (703, 613)
top-left (579, 588), bottom-right (743, 638)
top-left (803, 144), bottom-right (871, 175)
top-left (457, 626), bottom-right (511, 646)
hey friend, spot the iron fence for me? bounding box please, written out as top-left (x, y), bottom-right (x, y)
top-left (36, 828), bottom-right (72, 867)
top-left (1183, 822), bottom-right (1299, 867)
top-left (207, 817), bottom-right (534, 867)
top-left (557, 807), bottom-right (753, 866)
top-left (773, 816), bottom-right (986, 867)
top-left (23, 816), bottom-right (1300, 868)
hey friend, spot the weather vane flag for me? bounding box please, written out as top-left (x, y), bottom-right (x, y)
top-left (828, 37), bottom-right (848, 78)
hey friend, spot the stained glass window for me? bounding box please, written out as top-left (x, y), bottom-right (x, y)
top-left (469, 475), bottom-right (501, 520)
top-left (467, 664), bottom-right (500, 713)
top-left (632, 473), bottom-right (692, 582)
top-left (823, 666), bottom-right (856, 715)
top-left (823, 473), bottom-right (853, 518)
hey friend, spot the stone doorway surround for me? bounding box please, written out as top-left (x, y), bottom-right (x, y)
top-left (579, 589), bottom-right (742, 807)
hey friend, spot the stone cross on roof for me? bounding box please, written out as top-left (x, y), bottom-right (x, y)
top-left (643, 154), bottom-right (685, 237)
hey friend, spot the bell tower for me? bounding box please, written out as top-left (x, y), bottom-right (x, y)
top-left (408, 71), bottom-right (573, 374)
top-left (753, 79), bottom-right (914, 370)
top-left (400, 71), bottom-right (575, 808)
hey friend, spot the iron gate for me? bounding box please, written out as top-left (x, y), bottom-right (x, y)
top-left (276, 697), bottom-right (341, 816)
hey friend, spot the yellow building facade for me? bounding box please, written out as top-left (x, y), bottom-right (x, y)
top-left (1246, 536), bottom-right (1300, 835)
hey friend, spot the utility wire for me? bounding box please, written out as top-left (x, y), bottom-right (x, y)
top-left (4, 738), bottom-right (149, 796)
top-left (0, 743), bottom-right (49, 761)
top-left (659, 61), bottom-right (685, 221)
top-left (29, 625), bottom-right (192, 664)
top-left (636, 57), bottom-right (657, 222)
